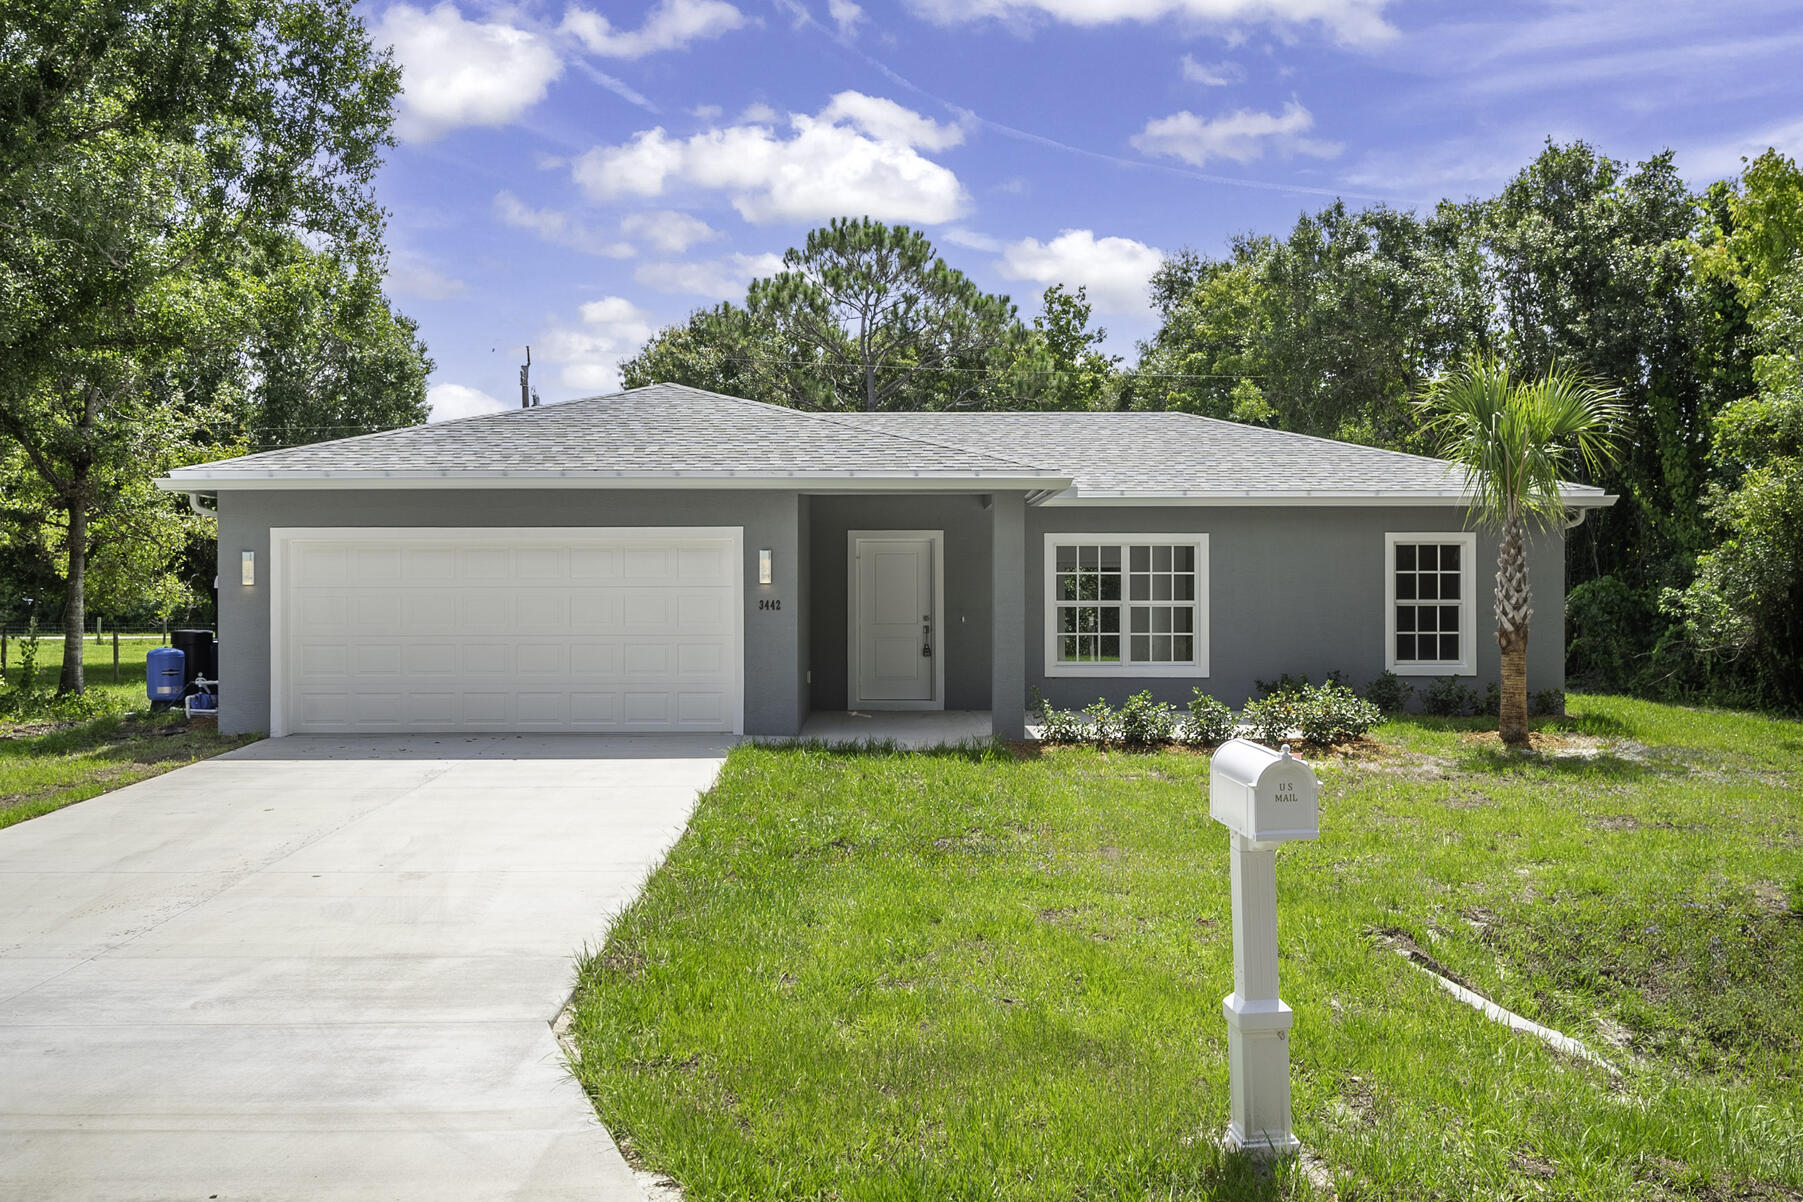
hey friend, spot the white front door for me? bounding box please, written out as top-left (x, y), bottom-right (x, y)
top-left (851, 533), bottom-right (941, 707)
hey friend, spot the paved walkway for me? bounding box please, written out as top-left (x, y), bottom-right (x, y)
top-left (0, 733), bottom-right (727, 1201)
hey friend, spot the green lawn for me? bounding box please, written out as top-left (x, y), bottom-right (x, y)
top-left (568, 695), bottom-right (1803, 1201)
top-left (2, 634), bottom-right (254, 830)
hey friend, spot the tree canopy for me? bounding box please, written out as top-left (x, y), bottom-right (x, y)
top-left (0, 0), bottom-right (429, 691)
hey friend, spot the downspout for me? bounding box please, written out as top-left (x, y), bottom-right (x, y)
top-left (187, 492), bottom-right (218, 519)
top-left (1562, 507), bottom-right (1587, 530)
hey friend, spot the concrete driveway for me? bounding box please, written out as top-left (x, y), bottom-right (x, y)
top-left (0, 733), bottom-right (727, 1201)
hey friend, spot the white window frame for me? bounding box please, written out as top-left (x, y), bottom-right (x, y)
top-left (1384, 531), bottom-right (1477, 677)
top-left (1042, 533), bottom-right (1209, 678)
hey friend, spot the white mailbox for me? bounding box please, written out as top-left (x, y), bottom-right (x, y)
top-left (1209, 738), bottom-right (1319, 848)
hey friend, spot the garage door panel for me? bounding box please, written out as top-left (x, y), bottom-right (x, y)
top-left (403, 547), bottom-right (456, 582)
top-left (624, 548), bottom-right (673, 581)
top-left (353, 644), bottom-right (403, 677)
top-left (406, 692), bottom-right (458, 725)
top-left (570, 692), bottom-right (620, 725)
top-left (569, 548), bottom-right (618, 581)
top-left (351, 547), bottom-right (404, 585)
top-left (298, 643), bottom-right (349, 678)
top-left (623, 692), bottom-right (670, 724)
top-left (571, 590), bottom-right (622, 630)
top-left (517, 592), bottom-right (570, 632)
top-left (353, 592), bottom-right (407, 634)
top-left (460, 643), bottom-right (512, 677)
top-left (404, 642), bottom-right (459, 675)
top-left (516, 645), bottom-right (568, 677)
top-left (404, 592), bottom-right (457, 632)
top-left (281, 530), bottom-right (739, 734)
top-left (570, 643), bottom-right (621, 677)
top-left (457, 592), bottom-right (513, 631)
top-left (516, 548), bottom-right (567, 580)
top-left (516, 692), bottom-right (568, 724)
top-left (299, 593), bottom-right (350, 631)
top-left (677, 592), bottom-right (728, 629)
top-left (677, 692), bottom-right (725, 724)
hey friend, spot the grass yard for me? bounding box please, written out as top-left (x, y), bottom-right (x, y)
top-left (568, 696), bottom-right (1803, 1201)
top-left (2, 634), bottom-right (254, 830)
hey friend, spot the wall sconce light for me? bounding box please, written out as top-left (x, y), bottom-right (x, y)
top-left (241, 550), bottom-right (256, 587)
top-left (758, 548), bottom-right (773, 585)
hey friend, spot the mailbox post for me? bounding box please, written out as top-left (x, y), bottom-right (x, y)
top-left (1208, 738), bottom-right (1320, 1158)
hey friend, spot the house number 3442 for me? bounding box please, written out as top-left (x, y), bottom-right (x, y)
top-left (759, 598), bottom-right (782, 611)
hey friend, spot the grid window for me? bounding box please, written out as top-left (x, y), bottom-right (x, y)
top-left (1049, 538), bottom-right (1205, 672)
top-left (1387, 537), bottom-right (1472, 671)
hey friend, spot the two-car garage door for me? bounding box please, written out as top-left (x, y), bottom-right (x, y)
top-left (274, 528), bottom-right (741, 735)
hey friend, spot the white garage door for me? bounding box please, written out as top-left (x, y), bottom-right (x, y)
top-left (273, 527), bottom-right (741, 735)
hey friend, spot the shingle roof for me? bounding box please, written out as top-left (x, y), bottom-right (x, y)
top-left (161, 382), bottom-right (1611, 505)
top-left (840, 411), bottom-right (1611, 502)
top-left (165, 383), bottom-right (1058, 484)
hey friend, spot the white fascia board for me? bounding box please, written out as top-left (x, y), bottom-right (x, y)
top-left (1041, 490), bottom-right (1617, 507)
top-left (157, 472), bottom-right (1072, 492)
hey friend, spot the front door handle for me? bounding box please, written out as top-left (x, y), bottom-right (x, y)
top-left (922, 615), bottom-right (932, 658)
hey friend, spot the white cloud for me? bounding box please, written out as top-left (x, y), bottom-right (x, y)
top-left (428, 383), bottom-right (510, 422)
top-left (998, 229), bottom-right (1165, 316)
top-left (634, 252), bottom-right (786, 299)
top-left (494, 191), bottom-right (634, 257)
top-left (562, 0), bottom-right (748, 58)
top-left (620, 209), bottom-right (721, 253)
top-left (828, 0), bottom-right (865, 36)
top-left (571, 92), bottom-right (970, 224)
top-left (816, 91), bottom-right (967, 151)
top-left (386, 249), bottom-right (467, 301)
top-left (1674, 115), bottom-right (1803, 184)
top-left (375, 3), bottom-right (563, 142)
top-left (942, 226), bottom-right (1004, 253)
top-left (902, 0), bottom-right (1396, 45)
top-left (538, 297), bottom-right (658, 393)
top-left (739, 101), bottom-right (780, 124)
top-left (1130, 100), bottom-right (1341, 166)
top-left (1181, 54), bottom-right (1244, 85)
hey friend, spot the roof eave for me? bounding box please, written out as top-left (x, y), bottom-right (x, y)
top-left (1042, 490), bottom-right (1618, 507)
top-left (156, 471), bottom-right (1074, 493)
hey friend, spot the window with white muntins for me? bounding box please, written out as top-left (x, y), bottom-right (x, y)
top-left (1385, 532), bottom-right (1477, 676)
top-left (1045, 535), bottom-right (1209, 677)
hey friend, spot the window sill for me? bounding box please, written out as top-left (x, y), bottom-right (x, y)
top-left (1045, 663), bottom-right (1208, 678)
top-left (1388, 662), bottom-right (1476, 677)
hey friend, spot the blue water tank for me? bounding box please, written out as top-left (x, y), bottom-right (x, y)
top-left (147, 647), bottom-right (185, 701)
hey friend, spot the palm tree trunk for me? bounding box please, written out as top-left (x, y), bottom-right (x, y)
top-left (1495, 510), bottom-right (1532, 745)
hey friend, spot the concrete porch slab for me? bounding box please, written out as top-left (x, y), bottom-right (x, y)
top-left (784, 710), bottom-right (994, 749)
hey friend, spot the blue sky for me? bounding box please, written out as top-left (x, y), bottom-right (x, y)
top-left (364, 0), bottom-right (1803, 421)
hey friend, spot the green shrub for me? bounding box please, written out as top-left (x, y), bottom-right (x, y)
top-left (1117, 690), bottom-right (1177, 747)
top-left (1183, 689), bottom-right (1236, 745)
top-left (1421, 676), bottom-right (1481, 717)
top-left (1293, 680), bottom-right (1382, 746)
top-left (1241, 694), bottom-right (1296, 746)
top-left (1363, 670), bottom-right (1412, 713)
top-left (1531, 688), bottom-right (1566, 716)
top-left (1082, 699), bottom-right (1123, 748)
top-left (1254, 673), bottom-right (1307, 699)
top-left (1029, 688), bottom-right (1089, 744)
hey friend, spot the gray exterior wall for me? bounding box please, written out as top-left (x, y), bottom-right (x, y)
top-left (215, 488), bottom-right (805, 737)
top-left (215, 487), bottom-right (1570, 741)
top-left (805, 493), bottom-right (996, 712)
top-left (1026, 505), bottom-right (1566, 714)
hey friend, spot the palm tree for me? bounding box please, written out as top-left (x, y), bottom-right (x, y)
top-left (1420, 355), bottom-right (1622, 746)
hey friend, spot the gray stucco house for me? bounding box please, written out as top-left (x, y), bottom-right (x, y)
top-left (157, 382), bottom-right (1613, 740)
